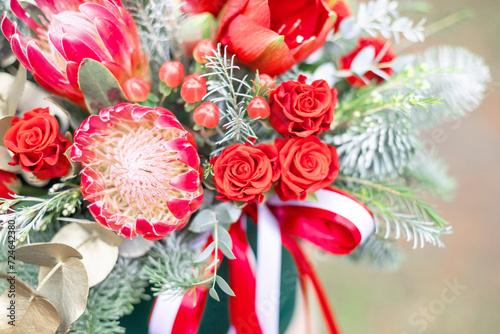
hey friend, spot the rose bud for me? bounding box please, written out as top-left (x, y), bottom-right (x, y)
top-left (159, 61), bottom-right (185, 88)
top-left (247, 96), bottom-right (270, 119)
top-left (193, 39), bottom-right (217, 64)
top-left (123, 77), bottom-right (150, 102)
top-left (181, 74), bottom-right (207, 104)
top-left (193, 102), bottom-right (220, 128)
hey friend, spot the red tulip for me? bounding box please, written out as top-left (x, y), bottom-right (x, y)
top-left (182, 0), bottom-right (228, 17)
top-left (217, 0), bottom-right (336, 76)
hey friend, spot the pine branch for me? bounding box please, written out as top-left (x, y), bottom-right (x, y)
top-left (142, 231), bottom-right (207, 298)
top-left (344, 234), bottom-right (404, 270)
top-left (0, 183), bottom-right (81, 244)
top-left (69, 257), bottom-right (149, 334)
top-left (325, 112), bottom-right (419, 180)
top-left (404, 150), bottom-right (457, 200)
top-left (125, 0), bottom-right (185, 76)
top-left (337, 176), bottom-right (451, 248)
top-left (203, 45), bottom-right (259, 147)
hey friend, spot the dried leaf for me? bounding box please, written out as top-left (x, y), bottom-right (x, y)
top-left (118, 236), bottom-right (155, 258)
top-left (45, 95), bottom-right (89, 129)
top-left (0, 116), bottom-right (14, 148)
top-left (0, 146), bottom-right (20, 173)
top-left (15, 243), bottom-right (82, 267)
top-left (38, 257), bottom-right (88, 333)
top-left (0, 66), bottom-right (26, 117)
top-left (78, 59), bottom-right (128, 114)
top-left (0, 275), bottom-right (60, 334)
top-left (50, 223), bottom-right (120, 287)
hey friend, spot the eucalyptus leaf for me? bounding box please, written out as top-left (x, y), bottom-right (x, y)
top-left (205, 258), bottom-right (220, 271)
top-left (15, 243), bottom-right (82, 267)
top-left (50, 223), bottom-right (120, 287)
top-left (189, 209), bottom-right (218, 233)
top-left (213, 202), bottom-right (241, 226)
top-left (350, 46), bottom-right (376, 77)
top-left (118, 236), bottom-right (155, 258)
top-left (38, 257), bottom-right (89, 333)
top-left (218, 241), bottom-right (236, 260)
top-left (215, 275), bottom-right (235, 296)
top-left (0, 275), bottom-right (60, 334)
top-left (215, 226), bottom-right (232, 249)
top-left (194, 242), bottom-right (215, 263)
top-left (78, 58), bottom-right (128, 114)
top-left (209, 287), bottom-right (220, 302)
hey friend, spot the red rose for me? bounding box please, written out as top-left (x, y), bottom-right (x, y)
top-left (217, 0), bottom-right (336, 76)
top-left (269, 75), bottom-right (338, 138)
top-left (211, 142), bottom-right (279, 203)
top-left (0, 170), bottom-right (18, 200)
top-left (3, 108), bottom-right (71, 180)
top-left (339, 37), bottom-right (396, 87)
top-left (275, 136), bottom-right (339, 201)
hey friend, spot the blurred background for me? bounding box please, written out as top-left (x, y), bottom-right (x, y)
top-left (317, 0), bottom-right (500, 333)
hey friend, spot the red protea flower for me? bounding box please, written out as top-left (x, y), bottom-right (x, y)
top-left (71, 103), bottom-right (204, 240)
top-left (1, 0), bottom-right (150, 106)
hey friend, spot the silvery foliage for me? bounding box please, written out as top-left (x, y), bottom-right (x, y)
top-left (125, 0), bottom-right (185, 76)
top-left (344, 235), bottom-right (403, 270)
top-left (405, 46), bottom-right (491, 128)
top-left (326, 113), bottom-right (419, 180)
top-left (339, 0), bottom-right (425, 43)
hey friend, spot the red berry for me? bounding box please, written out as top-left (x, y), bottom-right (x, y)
top-left (193, 102), bottom-right (220, 128)
top-left (184, 73), bottom-right (207, 85)
top-left (123, 77), bottom-right (150, 102)
top-left (256, 73), bottom-right (276, 91)
top-left (159, 61), bottom-right (185, 88)
top-left (247, 96), bottom-right (270, 119)
top-left (181, 75), bottom-right (207, 104)
top-left (193, 39), bottom-right (217, 64)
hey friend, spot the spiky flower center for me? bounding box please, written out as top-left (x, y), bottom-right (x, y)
top-left (85, 121), bottom-right (188, 225)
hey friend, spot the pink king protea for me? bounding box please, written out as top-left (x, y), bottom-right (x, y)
top-left (1, 0), bottom-right (150, 106)
top-left (71, 103), bottom-right (204, 240)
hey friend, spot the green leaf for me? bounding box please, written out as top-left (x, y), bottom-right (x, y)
top-left (78, 59), bottom-right (128, 114)
top-left (45, 96), bottom-right (89, 129)
top-left (305, 192), bottom-right (319, 202)
top-left (194, 242), bottom-right (215, 263)
top-left (139, 93), bottom-right (160, 108)
top-left (159, 82), bottom-right (172, 96)
top-left (215, 275), bottom-right (235, 296)
top-left (215, 226), bottom-right (232, 249)
top-left (189, 209), bottom-right (218, 233)
top-left (218, 241), bottom-right (236, 260)
top-left (214, 202), bottom-right (241, 226)
top-left (209, 287), bottom-right (220, 302)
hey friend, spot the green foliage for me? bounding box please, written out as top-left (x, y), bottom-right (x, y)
top-left (78, 59), bottom-right (128, 114)
top-left (69, 257), bottom-right (149, 334)
top-left (405, 150), bottom-right (457, 200)
top-left (203, 45), bottom-right (260, 147)
top-left (337, 176), bottom-right (451, 249)
top-left (125, 0), bottom-right (185, 77)
top-left (142, 231), bottom-right (207, 298)
top-left (344, 235), bottom-right (404, 270)
top-left (0, 183), bottom-right (81, 244)
top-left (325, 112), bottom-right (419, 180)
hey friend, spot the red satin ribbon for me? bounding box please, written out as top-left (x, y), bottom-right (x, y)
top-left (171, 287), bottom-right (209, 334)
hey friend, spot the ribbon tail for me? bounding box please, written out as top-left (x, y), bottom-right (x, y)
top-left (282, 234), bottom-right (341, 334)
top-left (228, 218), bottom-right (263, 334)
top-left (149, 286), bottom-right (208, 334)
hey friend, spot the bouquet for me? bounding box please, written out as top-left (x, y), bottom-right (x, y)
top-left (0, 0), bottom-right (490, 333)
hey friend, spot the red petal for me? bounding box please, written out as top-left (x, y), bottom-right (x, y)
top-left (167, 198), bottom-right (191, 219)
top-left (169, 170), bottom-right (200, 192)
top-left (227, 15), bottom-right (295, 76)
